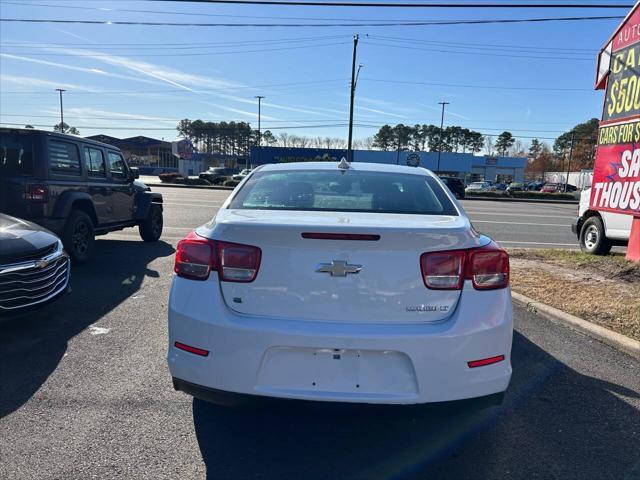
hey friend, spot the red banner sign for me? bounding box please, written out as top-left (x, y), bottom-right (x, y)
top-left (591, 141), bottom-right (640, 215)
top-left (592, 3), bottom-right (640, 218)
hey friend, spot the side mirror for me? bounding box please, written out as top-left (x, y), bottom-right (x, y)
top-left (130, 167), bottom-right (140, 180)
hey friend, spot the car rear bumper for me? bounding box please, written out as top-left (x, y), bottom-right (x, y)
top-left (167, 277), bottom-right (513, 405)
top-left (172, 377), bottom-right (506, 410)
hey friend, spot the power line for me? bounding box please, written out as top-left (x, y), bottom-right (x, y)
top-left (1, 1), bottom-right (627, 22)
top-left (0, 121), bottom-right (366, 130)
top-left (0, 41), bottom-right (352, 57)
top-left (0, 78), bottom-right (350, 94)
top-left (0, 15), bottom-right (624, 27)
top-left (141, 1), bottom-right (632, 8)
top-left (0, 35), bottom-right (352, 50)
top-left (362, 78), bottom-right (593, 91)
top-left (1, 38), bottom-right (595, 57)
top-left (366, 34), bottom-right (597, 52)
top-left (0, 118), bottom-right (588, 136)
top-left (362, 39), bottom-right (595, 60)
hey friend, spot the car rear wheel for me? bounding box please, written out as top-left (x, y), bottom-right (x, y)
top-left (139, 204), bottom-right (163, 242)
top-left (580, 216), bottom-right (612, 255)
top-left (62, 210), bottom-right (95, 264)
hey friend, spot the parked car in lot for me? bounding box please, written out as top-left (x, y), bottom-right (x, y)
top-left (439, 176), bottom-right (466, 199)
top-left (168, 162), bottom-right (512, 406)
top-left (527, 181), bottom-right (546, 191)
top-left (506, 182), bottom-right (526, 193)
top-left (492, 183), bottom-right (507, 192)
top-left (572, 188), bottom-right (631, 254)
top-left (465, 181), bottom-right (493, 193)
top-left (0, 128), bottom-right (164, 263)
top-left (232, 168), bottom-right (253, 181)
top-left (0, 213), bottom-right (70, 315)
top-left (542, 183), bottom-right (577, 193)
top-left (198, 167), bottom-right (239, 185)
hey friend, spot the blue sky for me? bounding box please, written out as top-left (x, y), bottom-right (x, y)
top-left (0, 1), bottom-right (631, 147)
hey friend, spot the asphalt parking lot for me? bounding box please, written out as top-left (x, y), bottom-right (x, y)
top-left (1, 186), bottom-right (638, 479)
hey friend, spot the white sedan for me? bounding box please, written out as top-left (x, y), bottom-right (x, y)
top-left (167, 161), bottom-right (512, 405)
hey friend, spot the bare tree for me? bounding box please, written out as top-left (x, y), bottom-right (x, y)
top-left (361, 136), bottom-right (374, 150)
top-left (511, 139), bottom-right (525, 157)
top-left (278, 132), bottom-right (290, 147)
top-left (298, 136), bottom-right (310, 148)
top-left (333, 138), bottom-right (347, 149)
top-left (484, 135), bottom-right (494, 156)
top-left (288, 135), bottom-right (301, 147)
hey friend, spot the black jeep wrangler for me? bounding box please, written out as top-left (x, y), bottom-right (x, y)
top-left (0, 128), bottom-right (163, 263)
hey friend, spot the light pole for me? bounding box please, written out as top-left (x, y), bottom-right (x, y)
top-left (437, 101), bottom-right (449, 174)
top-left (254, 95), bottom-right (265, 169)
top-left (347, 34), bottom-right (359, 163)
top-left (565, 132), bottom-right (575, 192)
top-left (55, 88), bottom-right (66, 133)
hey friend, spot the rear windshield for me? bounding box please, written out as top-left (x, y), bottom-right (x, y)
top-left (229, 169), bottom-right (458, 215)
top-left (0, 132), bottom-right (34, 176)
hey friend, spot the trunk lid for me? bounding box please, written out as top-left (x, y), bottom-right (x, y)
top-left (199, 209), bottom-right (487, 323)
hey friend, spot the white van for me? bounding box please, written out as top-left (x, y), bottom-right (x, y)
top-left (572, 188), bottom-right (632, 254)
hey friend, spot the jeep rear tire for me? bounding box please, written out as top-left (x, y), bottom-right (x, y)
top-left (580, 216), bottom-right (612, 255)
top-left (63, 210), bottom-right (95, 264)
top-left (139, 204), bottom-right (163, 242)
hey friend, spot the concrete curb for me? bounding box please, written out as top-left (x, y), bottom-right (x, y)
top-left (511, 291), bottom-right (640, 359)
top-left (465, 196), bottom-right (578, 205)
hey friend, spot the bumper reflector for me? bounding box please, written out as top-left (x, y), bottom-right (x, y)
top-left (467, 355), bottom-right (505, 368)
top-left (175, 341), bottom-right (209, 357)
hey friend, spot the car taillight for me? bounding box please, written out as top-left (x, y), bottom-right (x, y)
top-left (174, 231), bottom-right (261, 282)
top-left (420, 250), bottom-right (465, 290)
top-left (218, 241), bottom-right (261, 282)
top-left (174, 232), bottom-right (217, 280)
top-left (468, 248), bottom-right (509, 290)
top-left (24, 184), bottom-right (48, 202)
top-left (421, 242), bottom-right (509, 291)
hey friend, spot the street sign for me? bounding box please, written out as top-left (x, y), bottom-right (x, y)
top-left (594, 3), bottom-right (640, 261)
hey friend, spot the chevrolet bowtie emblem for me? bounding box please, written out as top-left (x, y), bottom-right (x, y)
top-left (35, 259), bottom-right (51, 269)
top-left (315, 260), bottom-right (362, 277)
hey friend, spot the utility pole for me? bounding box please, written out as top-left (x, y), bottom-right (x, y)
top-left (565, 132), bottom-right (575, 193)
top-left (437, 101), bottom-right (449, 174)
top-left (55, 88), bottom-right (66, 133)
top-left (254, 95), bottom-right (265, 170)
top-left (347, 34), bottom-right (359, 163)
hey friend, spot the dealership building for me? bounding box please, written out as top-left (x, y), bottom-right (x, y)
top-left (250, 147), bottom-right (527, 183)
top-left (86, 135), bottom-right (177, 173)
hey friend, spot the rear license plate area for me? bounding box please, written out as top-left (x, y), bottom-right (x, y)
top-left (255, 347), bottom-right (418, 398)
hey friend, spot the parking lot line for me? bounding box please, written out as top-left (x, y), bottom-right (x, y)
top-left (465, 211), bottom-right (575, 219)
top-left (474, 220), bottom-right (568, 227)
top-left (496, 241), bottom-right (578, 246)
top-left (162, 202), bottom-right (226, 208)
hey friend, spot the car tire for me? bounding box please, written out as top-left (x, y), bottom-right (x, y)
top-left (579, 216), bottom-right (612, 255)
top-left (62, 210), bottom-right (95, 264)
top-left (139, 204), bottom-right (163, 242)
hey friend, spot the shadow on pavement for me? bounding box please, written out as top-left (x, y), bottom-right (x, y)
top-left (0, 239), bottom-right (174, 418)
top-left (193, 331), bottom-right (640, 480)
